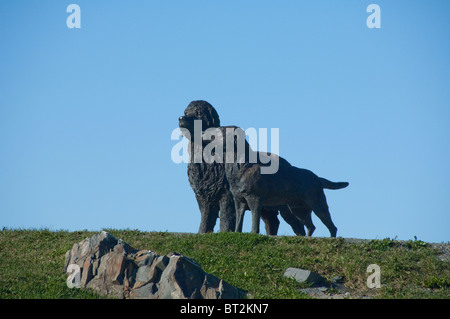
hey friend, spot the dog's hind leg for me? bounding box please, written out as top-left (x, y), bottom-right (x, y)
top-left (309, 191), bottom-right (338, 237)
top-left (261, 208), bottom-right (280, 235)
top-left (288, 203), bottom-right (315, 236)
top-left (279, 206), bottom-right (306, 236)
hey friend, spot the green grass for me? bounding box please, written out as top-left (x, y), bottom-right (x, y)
top-left (0, 229), bottom-right (448, 299)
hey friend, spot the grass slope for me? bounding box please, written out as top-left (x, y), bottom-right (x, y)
top-left (0, 229), bottom-right (448, 299)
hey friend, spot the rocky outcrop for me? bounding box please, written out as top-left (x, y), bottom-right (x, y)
top-left (64, 231), bottom-right (244, 299)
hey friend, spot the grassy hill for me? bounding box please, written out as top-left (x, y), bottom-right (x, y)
top-left (0, 229), bottom-right (448, 299)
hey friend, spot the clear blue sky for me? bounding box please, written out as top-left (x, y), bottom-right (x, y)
top-left (1, 1), bottom-right (449, 242)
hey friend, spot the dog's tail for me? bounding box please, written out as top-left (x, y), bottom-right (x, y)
top-left (320, 177), bottom-right (349, 190)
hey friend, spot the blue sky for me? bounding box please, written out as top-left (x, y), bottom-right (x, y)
top-left (0, 1), bottom-right (449, 242)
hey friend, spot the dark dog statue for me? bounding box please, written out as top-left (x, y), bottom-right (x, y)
top-left (179, 100), bottom-right (234, 233)
top-left (179, 100), bottom-right (306, 234)
top-left (225, 141), bottom-right (349, 237)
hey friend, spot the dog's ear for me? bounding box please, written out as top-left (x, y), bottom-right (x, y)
top-left (205, 105), bottom-right (220, 128)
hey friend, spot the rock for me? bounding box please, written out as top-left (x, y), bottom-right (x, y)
top-left (330, 276), bottom-right (348, 294)
top-left (299, 287), bottom-right (329, 298)
top-left (283, 268), bottom-right (350, 299)
top-left (64, 231), bottom-right (244, 299)
top-left (331, 275), bottom-right (345, 284)
top-left (284, 267), bottom-right (327, 286)
top-left (134, 250), bottom-right (157, 267)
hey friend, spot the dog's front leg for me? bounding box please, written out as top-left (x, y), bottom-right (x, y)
top-left (197, 200), bottom-right (219, 233)
top-left (219, 192), bottom-right (236, 232)
top-left (234, 200), bottom-right (247, 233)
top-left (247, 197), bottom-right (263, 234)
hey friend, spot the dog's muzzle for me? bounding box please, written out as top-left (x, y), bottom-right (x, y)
top-left (179, 116), bottom-right (187, 125)
top-left (179, 115), bottom-right (196, 126)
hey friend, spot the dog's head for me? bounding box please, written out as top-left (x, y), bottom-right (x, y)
top-left (179, 100), bottom-right (220, 138)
